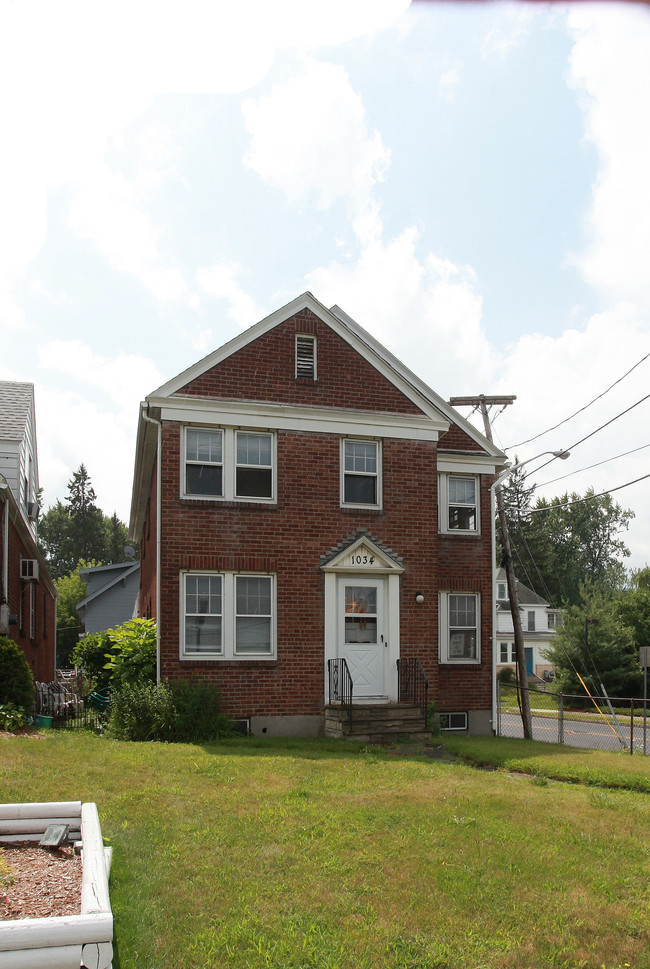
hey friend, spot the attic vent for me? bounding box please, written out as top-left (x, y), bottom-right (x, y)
top-left (295, 335), bottom-right (316, 380)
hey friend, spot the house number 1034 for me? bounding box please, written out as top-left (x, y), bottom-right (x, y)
top-left (350, 554), bottom-right (375, 565)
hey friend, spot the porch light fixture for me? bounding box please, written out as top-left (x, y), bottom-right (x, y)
top-left (415, 592), bottom-right (425, 604)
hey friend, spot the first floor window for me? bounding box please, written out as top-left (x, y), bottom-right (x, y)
top-left (342, 439), bottom-right (380, 507)
top-left (500, 642), bottom-right (509, 663)
top-left (182, 572), bottom-right (275, 659)
top-left (440, 592), bottom-right (480, 664)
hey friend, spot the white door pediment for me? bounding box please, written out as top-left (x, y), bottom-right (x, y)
top-left (321, 536), bottom-right (404, 575)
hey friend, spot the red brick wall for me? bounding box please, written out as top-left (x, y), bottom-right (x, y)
top-left (138, 458), bottom-right (158, 622)
top-left (3, 515), bottom-right (56, 683)
top-left (153, 420), bottom-right (494, 720)
top-left (178, 311), bottom-right (424, 416)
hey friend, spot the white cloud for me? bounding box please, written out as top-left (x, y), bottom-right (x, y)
top-left (437, 62), bottom-right (463, 101)
top-left (567, 4), bottom-right (650, 310)
top-left (196, 263), bottom-right (266, 330)
top-left (67, 162), bottom-right (187, 303)
top-left (481, 7), bottom-right (536, 59)
top-left (242, 58), bottom-right (391, 213)
top-left (34, 341), bottom-right (166, 520)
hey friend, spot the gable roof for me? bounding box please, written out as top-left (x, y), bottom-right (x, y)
top-left (148, 292), bottom-right (503, 454)
top-left (76, 562), bottom-right (140, 611)
top-left (130, 292), bottom-right (507, 536)
top-left (496, 568), bottom-right (550, 607)
top-left (0, 381), bottom-right (33, 441)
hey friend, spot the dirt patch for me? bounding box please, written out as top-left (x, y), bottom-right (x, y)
top-left (0, 843), bottom-right (82, 919)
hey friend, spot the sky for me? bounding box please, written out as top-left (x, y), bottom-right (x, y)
top-left (1, 0), bottom-right (649, 571)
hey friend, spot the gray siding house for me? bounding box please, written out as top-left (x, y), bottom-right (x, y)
top-left (76, 562), bottom-right (140, 634)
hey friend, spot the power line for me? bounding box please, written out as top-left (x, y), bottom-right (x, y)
top-left (518, 472), bottom-right (650, 514)
top-left (507, 349), bottom-right (650, 449)
top-left (525, 391), bottom-right (650, 477)
top-left (532, 442), bottom-right (650, 490)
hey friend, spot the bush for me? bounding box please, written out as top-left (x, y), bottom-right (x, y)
top-left (108, 681), bottom-right (176, 742)
top-left (0, 637), bottom-right (34, 711)
top-left (0, 702), bottom-right (30, 731)
top-left (167, 679), bottom-right (231, 743)
top-left (498, 666), bottom-right (516, 685)
top-left (69, 631), bottom-right (112, 691)
top-left (102, 618), bottom-right (156, 685)
top-left (107, 677), bottom-right (231, 743)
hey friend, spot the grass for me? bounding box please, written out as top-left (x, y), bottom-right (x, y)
top-left (1, 731), bottom-right (649, 969)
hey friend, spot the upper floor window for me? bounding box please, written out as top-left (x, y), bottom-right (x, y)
top-left (439, 474), bottom-right (479, 534)
top-left (439, 592), bottom-right (481, 664)
top-left (527, 610), bottom-right (536, 631)
top-left (183, 426), bottom-right (275, 503)
top-left (341, 439), bottom-right (381, 508)
top-left (296, 335), bottom-right (317, 380)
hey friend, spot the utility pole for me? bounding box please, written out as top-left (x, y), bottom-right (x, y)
top-left (449, 394), bottom-right (533, 740)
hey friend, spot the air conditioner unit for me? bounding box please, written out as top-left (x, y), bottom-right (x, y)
top-left (20, 559), bottom-right (39, 581)
top-left (27, 501), bottom-right (39, 520)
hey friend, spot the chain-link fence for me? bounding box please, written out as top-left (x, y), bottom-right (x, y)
top-left (497, 682), bottom-right (650, 753)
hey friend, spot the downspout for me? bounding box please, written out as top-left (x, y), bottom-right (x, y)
top-left (141, 405), bottom-right (162, 683)
top-left (0, 476), bottom-right (9, 634)
top-left (490, 480), bottom-right (497, 736)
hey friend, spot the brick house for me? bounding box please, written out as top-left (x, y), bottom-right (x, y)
top-left (0, 382), bottom-right (57, 683)
top-left (129, 293), bottom-right (506, 737)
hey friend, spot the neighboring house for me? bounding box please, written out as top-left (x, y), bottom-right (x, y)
top-left (128, 292), bottom-right (507, 737)
top-left (495, 567), bottom-right (560, 683)
top-left (0, 382), bottom-right (57, 682)
top-left (76, 560), bottom-right (140, 634)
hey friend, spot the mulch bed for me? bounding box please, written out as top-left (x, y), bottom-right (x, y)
top-left (0, 843), bottom-right (82, 920)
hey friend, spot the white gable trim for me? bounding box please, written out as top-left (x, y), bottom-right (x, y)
top-left (321, 535), bottom-right (404, 575)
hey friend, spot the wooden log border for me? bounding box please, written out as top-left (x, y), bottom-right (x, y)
top-left (0, 802), bottom-right (113, 969)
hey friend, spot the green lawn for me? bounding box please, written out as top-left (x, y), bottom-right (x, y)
top-left (2, 731), bottom-right (649, 969)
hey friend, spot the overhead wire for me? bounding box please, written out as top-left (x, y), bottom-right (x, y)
top-left (532, 442), bottom-right (650, 490)
top-left (520, 472), bottom-right (650, 513)
top-left (507, 349), bottom-right (650, 449)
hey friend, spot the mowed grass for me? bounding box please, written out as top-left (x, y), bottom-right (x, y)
top-left (2, 733), bottom-right (650, 969)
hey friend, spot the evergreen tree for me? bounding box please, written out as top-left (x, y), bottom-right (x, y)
top-left (65, 464), bottom-right (107, 565)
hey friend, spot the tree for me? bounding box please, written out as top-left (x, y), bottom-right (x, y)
top-left (502, 476), bottom-right (634, 607)
top-left (38, 464), bottom-right (134, 580)
top-left (545, 585), bottom-right (641, 699)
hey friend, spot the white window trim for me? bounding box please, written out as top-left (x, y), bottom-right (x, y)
top-left (182, 425), bottom-right (276, 504)
top-left (180, 571), bottom-right (277, 661)
top-left (438, 473), bottom-right (480, 535)
top-left (340, 438), bottom-right (382, 509)
top-left (439, 591), bottom-right (481, 665)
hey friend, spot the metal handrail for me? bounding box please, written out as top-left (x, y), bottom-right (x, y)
top-left (327, 658), bottom-right (353, 720)
top-left (397, 657), bottom-right (429, 727)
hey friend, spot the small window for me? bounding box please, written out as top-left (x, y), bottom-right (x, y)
top-left (497, 583), bottom-right (507, 601)
top-left (342, 439), bottom-right (380, 507)
top-left (236, 432), bottom-right (273, 499)
top-left (440, 592), bottom-right (480, 664)
top-left (439, 474), bottom-right (479, 534)
top-left (528, 611), bottom-right (536, 631)
top-left (186, 428), bottom-right (223, 496)
top-left (296, 335), bottom-right (316, 379)
top-left (499, 642), bottom-right (509, 663)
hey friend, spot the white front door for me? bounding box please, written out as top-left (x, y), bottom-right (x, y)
top-left (338, 577), bottom-right (386, 697)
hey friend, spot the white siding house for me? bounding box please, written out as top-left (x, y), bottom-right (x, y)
top-left (495, 568), bottom-right (560, 683)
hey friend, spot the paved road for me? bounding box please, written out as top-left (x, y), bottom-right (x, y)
top-left (500, 710), bottom-right (650, 752)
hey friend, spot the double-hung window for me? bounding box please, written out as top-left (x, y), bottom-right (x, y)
top-left (439, 592), bottom-right (480, 663)
top-left (182, 572), bottom-right (275, 659)
top-left (342, 439), bottom-right (380, 507)
top-left (439, 474), bottom-right (479, 534)
top-left (183, 426), bottom-right (275, 502)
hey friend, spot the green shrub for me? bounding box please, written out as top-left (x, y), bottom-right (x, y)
top-left (108, 680), bottom-right (176, 742)
top-left (0, 637), bottom-right (34, 711)
top-left (0, 702), bottom-right (30, 732)
top-left (498, 666), bottom-right (516, 685)
top-left (167, 678), bottom-right (231, 743)
top-left (107, 677), bottom-right (231, 743)
top-left (69, 631), bottom-right (113, 691)
top-left (102, 618), bottom-right (156, 685)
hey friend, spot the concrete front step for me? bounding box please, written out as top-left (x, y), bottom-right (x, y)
top-left (324, 703), bottom-right (431, 743)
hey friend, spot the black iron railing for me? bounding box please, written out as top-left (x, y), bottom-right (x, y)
top-left (328, 658), bottom-right (353, 720)
top-left (397, 657), bottom-right (429, 727)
